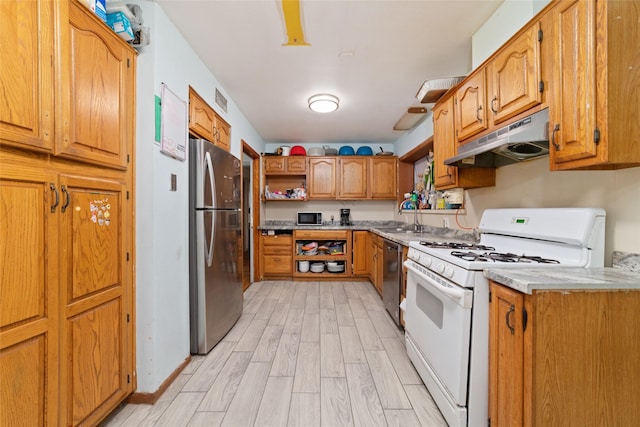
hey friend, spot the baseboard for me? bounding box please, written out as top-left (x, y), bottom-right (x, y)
top-left (125, 355), bottom-right (192, 405)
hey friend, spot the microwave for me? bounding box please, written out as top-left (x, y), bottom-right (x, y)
top-left (297, 212), bottom-right (322, 226)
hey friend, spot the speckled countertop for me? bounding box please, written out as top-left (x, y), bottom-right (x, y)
top-left (485, 251), bottom-right (640, 294)
top-left (258, 220), bottom-right (478, 247)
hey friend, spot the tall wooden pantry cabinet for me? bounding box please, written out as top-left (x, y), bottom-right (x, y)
top-left (0, 0), bottom-right (137, 425)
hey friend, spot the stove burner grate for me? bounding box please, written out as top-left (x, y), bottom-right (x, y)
top-left (450, 251), bottom-right (561, 264)
top-left (419, 241), bottom-right (495, 251)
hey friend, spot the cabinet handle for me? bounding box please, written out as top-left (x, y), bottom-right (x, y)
top-left (61, 185), bottom-right (70, 213)
top-left (551, 124), bottom-right (561, 150)
top-left (476, 105), bottom-right (483, 122)
top-left (490, 96), bottom-right (498, 114)
top-left (50, 183), bottom-right (59, 213)
top-left (506, 304), bottom-right (515, 335)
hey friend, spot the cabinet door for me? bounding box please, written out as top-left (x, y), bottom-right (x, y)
top-left (58, 173), bottom-right (132, 426)
top-left (369, 157), bottom-right (397, 199)
top-left (487, 23), bottom-right (542, 125)
top-left (0, 160), bottom-right (59, 427)
top-left (338, 158), bottom-right (367, 199)
top-left (546, 0), bottom-right (598, 165)
top-left (189, 87), bottom-right (215, 141)
top-left (264, 157), bottom-right (286, 174)
top-left (0, 0), bottom-right (55, 152)
top-left (489, 282), bottom-right (525, 427)
top-left (286, 156), bottom-right (307, 173)
top-left (433, 97), bottom-right (458, 189)
top-left (214, 113), bottom-right (231, 151)
top-left (308, 158), bottom-right (336, 199)
top-left (352, 231), bottom-right (368, 276)
top-left (455, 68), bottom-right (488, 142)
top-left (57, 0), bottom-right (135, 170)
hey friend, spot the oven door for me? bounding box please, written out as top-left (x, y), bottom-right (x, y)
top-left (404, 260), bottom-right (473, 405)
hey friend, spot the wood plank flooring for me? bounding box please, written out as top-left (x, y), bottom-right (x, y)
top-left (102, 281), bottom-right (447, 427)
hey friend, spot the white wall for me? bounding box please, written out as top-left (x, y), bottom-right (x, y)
top-left (131, 0), bottom-right (265, 393)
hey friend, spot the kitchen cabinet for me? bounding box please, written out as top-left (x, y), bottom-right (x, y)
top-left (0, 1), bottom-right (136, 424)
top-left (486, 23), bottom-right (543, 125)
top-left (351, 231), bottom-right (368, 276)
top-left (455, 22), bottom-right (542, 145)
top-left (542, 0), bottom-right (640, 170)
top-left (261, 234), bottom-right (293, 277)
top-left (369, 157), bottom-right (398, 199)
top-left (189, 87), bottom-right (231, 152)
top-left (366, 232), bottom-right (383, 296)
top-left (307, 157), bottom-right (337, 199)
top-left (293, 230), bottom-right (351, 278)
top-left (263, 156), bottom-right (307, 174)
top-left (455, 68), bottom-right (489, 143)
top-left (0, 0), bottom-right (55, 153)
top-left (489, 280), bottom-right (640, 426)
top-left (0, 0), bottom-right (135, 170)
top-left (433, 96), bottom-right (496, 190)
top-left (338, 157), bottom-right (368, 199)
top-left (262, 156), bottom-right (307, 201)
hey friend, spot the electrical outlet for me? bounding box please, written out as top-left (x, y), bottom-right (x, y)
top-left (443, 218), bottom-right (450, 228)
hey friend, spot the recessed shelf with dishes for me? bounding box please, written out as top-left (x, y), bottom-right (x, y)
top-left (293, 230), bottom-right (351, 278)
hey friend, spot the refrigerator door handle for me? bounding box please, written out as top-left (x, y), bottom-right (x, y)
top-left (204, 151), bottom-right (217, 208)
top-left (206, 210), bottom-right (216, 267)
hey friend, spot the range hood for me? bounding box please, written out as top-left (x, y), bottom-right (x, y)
top-left (444, 108), bottom-right (550, 168)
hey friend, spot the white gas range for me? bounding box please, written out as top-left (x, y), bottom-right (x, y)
top-left (403, 208), bottom-right (606, 427)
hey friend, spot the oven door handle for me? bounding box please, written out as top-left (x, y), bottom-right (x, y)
top-left (404, 261), bottom-right (472, 307)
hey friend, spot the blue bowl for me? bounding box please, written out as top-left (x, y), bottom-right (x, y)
top-left (356, 146), bottom-right (373, 155)
top-left (338, 146), bottom-right (355, 155)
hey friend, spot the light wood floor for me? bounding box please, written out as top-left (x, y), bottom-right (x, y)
top-left (102, 280), bottom-right (447, 427)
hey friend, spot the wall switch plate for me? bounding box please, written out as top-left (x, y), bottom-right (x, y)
top-left (443, 218), bottom-right (450, 228)
top-left (170, 174), bottom-right (177, 191)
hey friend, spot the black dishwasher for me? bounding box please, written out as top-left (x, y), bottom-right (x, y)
top-left (382, 239), bottom-right (403, 327)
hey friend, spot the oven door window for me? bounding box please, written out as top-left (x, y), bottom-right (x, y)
top-left (405, 265), bottom-right (473, 406)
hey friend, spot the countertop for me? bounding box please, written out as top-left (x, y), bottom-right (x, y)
top-left (484, 266), bottom-right (640, 294)
top-left (259, 220), bottom-right (478, 247)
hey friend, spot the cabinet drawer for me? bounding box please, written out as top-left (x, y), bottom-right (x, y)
top-left (264, 245), bottom-right (291, 255)
top-left (262, 235), bottom-right (292, 246)
top-left (295, 230), bottom-right (348, 240)
top-left (263, 256), bottom-right (292, 274)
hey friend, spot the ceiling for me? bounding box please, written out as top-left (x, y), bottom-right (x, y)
top-left (156, 0), bottom-right (503, 146)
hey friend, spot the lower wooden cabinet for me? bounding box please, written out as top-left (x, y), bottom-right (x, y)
top-left (489, 280), bottom-right (640, 426)
top-left (352, 231), bottom-right (369, 276)
top-left (261, 234), bottom-right (293, 277)
top-left (0, 149), bottom-right (134, 426)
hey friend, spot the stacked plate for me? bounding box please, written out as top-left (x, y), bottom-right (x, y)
top-left (310, 262), bottom-right (325, 273)
top-left (327, 261), bottom-right (345, 273)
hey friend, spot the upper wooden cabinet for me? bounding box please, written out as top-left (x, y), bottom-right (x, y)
top-left (0, 0), bottom-right (55, 153)
top-left (433, 97), bottom-right (458, 189)
top-left (338, 157), bottom-right (368, 199)
top-left (542, 0), bottom-right (640, 170)
top-left (486, 23), bottom-right (543, 125)
top-left (434, 95), bottom-right (496, 190)
top-left (58, 0), bottom-right (136, 169)
top-left (189, 87), bottom-right (231, 151)
top-left (0, 0), bottom-right (135, 170)
top-left (369, 157), bottom-right (398, 199)
top-left (264, 156), bottom-right (307, 174)
top-left (455, 68), bottom-right (489, 143)
top-left (307, 157), bottom-right (337, 199)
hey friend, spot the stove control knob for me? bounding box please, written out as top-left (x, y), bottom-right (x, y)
top-left (435, 263), bottom-right (445, 274)
top-left (444, 266), bottom-right (454, 278)
top-left (421, 255), bottom-right (432, 267)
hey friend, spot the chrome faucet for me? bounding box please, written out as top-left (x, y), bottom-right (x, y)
top-left (398, 196), bottom-right (422, 232)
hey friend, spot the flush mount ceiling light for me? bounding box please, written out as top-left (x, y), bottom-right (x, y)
top-left (308, 94), bottom-right (339, 113)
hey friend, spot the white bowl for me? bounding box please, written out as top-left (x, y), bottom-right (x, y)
top-left (298, 261), bottom-right (309, 273)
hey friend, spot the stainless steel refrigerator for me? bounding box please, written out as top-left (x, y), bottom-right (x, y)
top-left (189, 138), bottom-right (243, 354)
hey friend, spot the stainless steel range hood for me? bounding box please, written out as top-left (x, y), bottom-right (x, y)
top-left (444, 108), bottom-right (550, 168)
